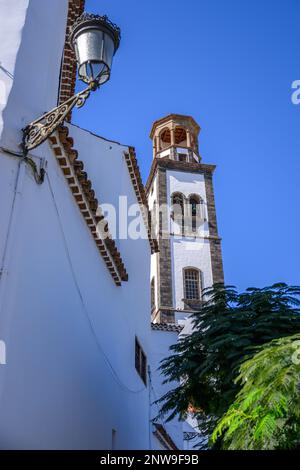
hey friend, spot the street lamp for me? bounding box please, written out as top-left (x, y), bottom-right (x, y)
top-left (22, 13), bottom-right (121, 154)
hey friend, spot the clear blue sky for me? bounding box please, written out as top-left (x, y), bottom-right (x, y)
top-left (73, 0), bottom-right (300, 291)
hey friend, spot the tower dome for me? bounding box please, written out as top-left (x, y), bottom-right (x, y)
top-left (149, 114), bottom-right (201, 162)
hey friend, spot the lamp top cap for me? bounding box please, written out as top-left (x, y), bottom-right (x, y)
top-left (69, 12), bottom-right (121, 52)
top-left (149, 114), bottom-right (201, 139)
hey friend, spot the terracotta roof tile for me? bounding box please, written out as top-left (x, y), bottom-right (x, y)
top-left (49, 125), bottom-right (128, 285)
top-left (124, 148), bottom-right (158, 254)
top-left (151, 323), bottom-right (183, 333)
top-left (153, 423), bottom-right (178, 450)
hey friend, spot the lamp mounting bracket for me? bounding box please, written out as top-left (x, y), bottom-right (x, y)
top-left (21, 82), bottom-right (97, 155)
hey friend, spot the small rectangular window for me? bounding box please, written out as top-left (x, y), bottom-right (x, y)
top-left (178, 153), bottom-right (187, 162)
top-left (135, 337), bottom-right (147, 385)
top-left (151, 278), bottom-right (155, 312)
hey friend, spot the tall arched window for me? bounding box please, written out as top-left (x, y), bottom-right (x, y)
top-left (189, 194), bottom-right (201, 232)
top-left (171, 192), bottom-right (185, 234)
top-left (183, 268), bottom-right (201, 300)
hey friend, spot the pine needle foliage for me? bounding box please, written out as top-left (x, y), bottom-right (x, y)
top-left (211, 333), bottom-right (300, 449)
top-left (156, 283), bottom-right (300, 445)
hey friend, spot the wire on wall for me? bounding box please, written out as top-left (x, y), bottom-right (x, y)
top-left (46, 172), bottom-right (146, 395)
top-left (0, 146), bottom-right (45, 184)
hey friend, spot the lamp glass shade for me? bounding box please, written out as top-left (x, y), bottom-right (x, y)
top-left (70, 14), bottom-right (120, 85)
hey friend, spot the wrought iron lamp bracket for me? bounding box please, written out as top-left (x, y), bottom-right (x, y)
top-left (21, 81), bottom-right (98, 155)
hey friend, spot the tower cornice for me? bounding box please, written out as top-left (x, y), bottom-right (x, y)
top-left (149, 114), bottom-right (201, 139)
top-left (145, 157), bottom-right (216, 195)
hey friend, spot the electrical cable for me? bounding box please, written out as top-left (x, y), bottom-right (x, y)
top-left (0, 159), bottom-right (22, 279)
top-left (46, 172), bottom-right (146, 395)
top-left (149, 367), bottom-right (203, 449)
top-left (24, 156), bottom-right (45, 184)
top-left (148, 365), bottom-right (169, 428)
top-left (148, 365), bottom-right (183, 449)
top-left (0, 146), bottom-right (143, 392)
top-left (0, 146), bottom-right (45, 184)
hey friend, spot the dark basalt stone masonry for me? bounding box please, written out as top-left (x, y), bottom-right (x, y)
top-left (58, 0), bottom-right (85, 119)
top-left (145, 157), bottom-right (217, 193)
top-left (156, 167), bottom-right (174, 323)
top-left (204, 173), bottom-right (224, 284)
top-left (146, 157), bottom-right (224, 323)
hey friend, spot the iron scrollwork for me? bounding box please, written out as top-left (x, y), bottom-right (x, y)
top-left (22, 83), bottom-right (96, 154)
top-left (69, 13), bottom-right (121, 50)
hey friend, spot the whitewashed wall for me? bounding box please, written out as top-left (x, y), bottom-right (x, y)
top-left (147, 175), bottom-right (159, 313)
top-left (171, 238), bottom-right (213, 310)
top-left (0, 0), bottom-right (67, 151)
top-left (0, 0), bottom-right (152, 449)
top-left (148, 168), bottom-right (214, 315)
top-left (168, 169), bottom-right (209, 237)
top-left (149, 329), bottom-right (183, 450)
top-left (0, 140), bottom-right (152, 449)
top-left (167, 169), bottom-right (213, 310)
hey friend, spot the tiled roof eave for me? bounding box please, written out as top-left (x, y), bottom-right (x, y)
top-left (153, 423), bottom-right (178, 450)
top-left (124, 148), bottom-right (158, 254)
top-left (151, 322), bottom-right (183, 333)
top-left (48, 125), bottom-right (128, 286)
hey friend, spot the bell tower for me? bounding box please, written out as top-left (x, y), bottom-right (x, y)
top-left (146, 114), bottom-right (224, 324)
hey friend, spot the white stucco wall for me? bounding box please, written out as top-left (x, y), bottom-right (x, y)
top-left (0, 0), bottom-right (67, 152)
top-left (147, 175), bottom-right (159, 313)
top-left (150, 252), bottom-right (159, 316)
top-left (156, 148), bottom-right (198, 162)
top-left (0, 0), bottom-right (29, 139)
top-left (171, 238), bottom-right (213, 310)
top-left (0, 0), bottom-right (153, 449)
top-left (168, 169), bottom-right (209, 237)
top-left (149, 329), bottom-right (183, 450)
top-left (147, 174), bottom-right (157, 213)
top-left (148, 167), bottom-right (214, 317)
top-left (168, 169), bottom-right (208, 201)
top-left (167, 169), bottom-right (213, 311)
top-left (0, 137), bottom-right (152, 450)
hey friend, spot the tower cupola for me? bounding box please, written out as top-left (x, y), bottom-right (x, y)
top-left (150, 114), bottom-right (201, 163)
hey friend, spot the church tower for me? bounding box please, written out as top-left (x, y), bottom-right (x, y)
top-left (146, 114), bottom-right (224, 324)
